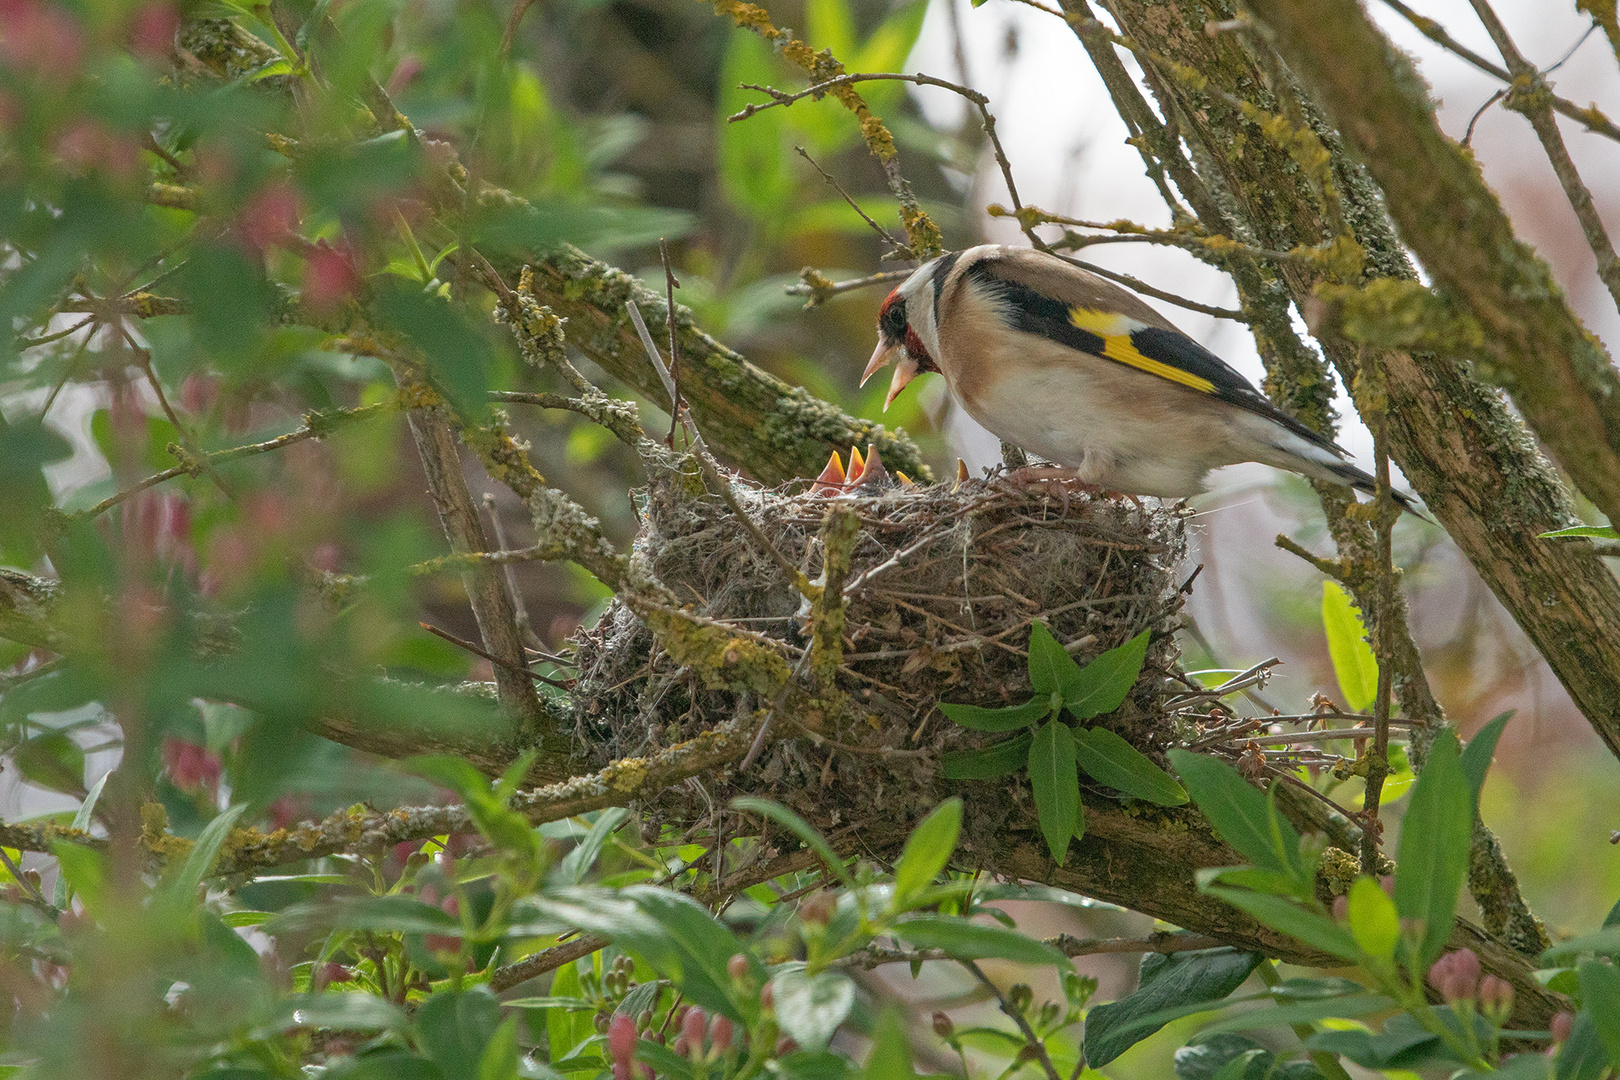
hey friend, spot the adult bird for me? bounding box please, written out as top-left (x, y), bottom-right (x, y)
top-left (863, 243), bottom-right (1414, 508)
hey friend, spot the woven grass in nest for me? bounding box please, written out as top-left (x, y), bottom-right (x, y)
top-left (572, 471), bottom-right (1189, 854)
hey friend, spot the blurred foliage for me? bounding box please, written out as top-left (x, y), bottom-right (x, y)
top-left (0, 0), bottom-right (1611, 1077)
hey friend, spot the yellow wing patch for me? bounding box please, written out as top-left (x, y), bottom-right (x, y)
top-left (1068, 307), bottom-right (1216, 395)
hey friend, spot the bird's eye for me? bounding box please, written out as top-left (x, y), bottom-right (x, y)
top-left (878, 295), bottom-right (908, 342)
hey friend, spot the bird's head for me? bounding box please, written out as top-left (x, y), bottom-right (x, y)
top-left (862, 288), bottom-right (938, 411)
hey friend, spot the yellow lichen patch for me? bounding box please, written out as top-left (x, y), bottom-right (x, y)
top-left (140, 802), bottom-right (194, 865)
top-left (605, 757), bottom-right (649, 793)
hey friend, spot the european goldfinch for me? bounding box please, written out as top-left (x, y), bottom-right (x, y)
top-left (863, 244), bottom-right (1414, 507)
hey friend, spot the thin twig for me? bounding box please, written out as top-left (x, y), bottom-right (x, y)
top-left (1361, 416), bottom-right (1396, 874)
top-left (794, 147), bottom-right (909, 253)
top-left (784, 269), bottom-right (912, 300)
top-left (658, 239), bottom-right (684, 447)
top-left (963, 960), bottom-right (1064, 1080)
top-left (499, 0), bottom-right (539, 57)
top-left (1465, 0), bottom-right (1620, 311)
top-left (1377, 0), bottom-right (1620, 144)
top-left (626, 299), bottom-right (813, 597)
top-left (419, 622), bottom-right (571, 691)
top-left (488, 933), bottom-right (608, 991)
top-left (80, 402), bottom-right (395, 519)
top-left (736, 72), bottom-right (1036, 253)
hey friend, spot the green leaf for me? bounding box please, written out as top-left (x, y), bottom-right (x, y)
top-left (1028, 721), bottom-right (1081, 862)
top-left (1173, 1034), bottom-right (1272, 1080)
top-left (732, 797), bottom-right (851, 887)
top-left (1346, 876), bottom-right (1400, 959)
top-left (1063, 630), bottom-right (1151, 719)
top-left (71, 771), bottom-right (109, 833)
top-left (1542, 926), bottom-right (1620, 963)
top-left (269, 895), bottom-right (458, 936)
top-left (1460, 710), bottom-right (1513, 808)
top-left (1394, 730), bottom-right (1471, 966)
top-left (1539, 525), bottom-right (1620, 539)
top-left (555, 808), bottom-right (629, 887)
top-left (862, 1009), bottom-right (918, 1080)
top-left (937, 697), bottom-right (1050, 732)
top-left (772, 968), bottom-right (856, 1050)
top-left (13, 730), bottom-right (85, 796)
top-left (52, 841), bottom-right (108, 917)
top-left (167, 804), bottom-right (248, 902)
top-left (1083, 948), bottom-right (1263, 1067)
top-left (892, 799), bottom-right (962, 905)
top-left (1580, 961), bottom-right (1620, 1072)
top-left (372, 283), bottom-right (492, 419)
top-left (1322, 582), bottom-right (1376, 712)
top-left (942, 733), bottom-right (1032, 780)
top-left (416, 988), bottom-right (503, 1078)
top-left (547, 961), bottom-right (597, 1065)
top-left (1027, 621), bottom-right (1082, 698)
top-left (1556, 1010), bottom-right (1611, 1080)
top-left (264, 993), bottom-right (406, 1034)
top-left (1168, 750), bottom-right (1301, 878)
top-left (536, 886), bottom-right (758, 1023)
top-left (890, 915), bottom-right (1068, 966)
top-left (1072, 727), bottom-right (1187, 805)
top-left (479, 1015), bottom-right (522, 1080)
top-left (1201, 887), bottom-right (1359, 961)
top-left (1196, 993), bottom-right (1393, 1033)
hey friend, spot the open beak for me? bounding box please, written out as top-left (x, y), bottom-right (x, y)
top-left (861, 340), bottom-right (920, 413)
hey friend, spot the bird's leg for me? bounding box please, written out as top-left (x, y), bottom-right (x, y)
top-left (997, 465), bottom-right (1122, 515)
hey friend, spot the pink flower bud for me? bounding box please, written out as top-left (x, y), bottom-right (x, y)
top-left (1379, 876), bottom-right (1395, 897)
top-left (775, 1036), bottom-right (798, 1056)
top-left (608, 1014), bottom-right (637, 1071)
top-left (727, 954), bottom-right (750, 982)
top-left (932, 1012), bottom-right (954, 1038)
top-left (681, 1006), bottom-right (707, 1049)
top-left (709, 1015), bottom-right (734, 1053)
top-left (1479, 975), bottom-right (1514, 1018)
top-left (1551, 1012), bottom-right (1575, 1043)
top-left (672, 1037), bottom-right (689, 1057)
top-left (1331, 895), bottom-right (1349, 921)
top-left (760, 982), bottom-right (774, 1011)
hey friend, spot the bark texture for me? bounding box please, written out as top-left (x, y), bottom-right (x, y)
top-left (1085, 0), bottom-right (1620, 761)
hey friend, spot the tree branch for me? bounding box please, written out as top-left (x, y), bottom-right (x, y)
top-left (513, 247), bottom-right (931, 486)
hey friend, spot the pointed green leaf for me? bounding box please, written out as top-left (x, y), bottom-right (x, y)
top-left (1064, 629), bottom-right (1151, 719)
top-left (891, 915), bottom-right (1067, 965)
top-left (732, 797), bottom-right (852, 887)
top-left (942, 733), bottom-right (1032, 780)
top-left (1459, 710), bottom-right (1513, 808)
top-left (893, 799), bottom-right (961, 904)
top-left (1322, 582), bottom-right (1376, 712)
top-left (168, 803), bottom-right (248, 901)
top-left (1556, 1010), bottom-right (1610, 1080)
top-left (1201, 887), bottom-right (1359, 961)
top-left (1394, 730), bottom-right (1471, 966)
top-left (862, 1009), bottom-right (918, 1080)
top-left (1072, 727), bottom-right (1187, 805)
top-left (1027, 622), bottom-right (1082, 697)
top-left (1579, 961), bottom-right (1620, 1072)
top-left (1346, 876), bottom-right (1399, 959)
top-left (1028, 721), bottom-right (1080, 863)
top-left (1168, 750), bottom-right (1301, 878)
top-left (937, 697), bottom-right (1051, 732)
top-left (1539, 525), bottom-right (1620, 539)
top-left (1084, 948), bottom-right (1264, 1067)
top-left (555, 807), bottom-right (629, 887)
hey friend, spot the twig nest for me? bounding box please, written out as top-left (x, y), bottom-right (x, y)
top-left (572, 469), bottom-right (1187, 848)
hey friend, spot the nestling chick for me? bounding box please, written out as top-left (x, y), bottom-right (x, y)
top-left (864, 244), bottom-right (1416, 507)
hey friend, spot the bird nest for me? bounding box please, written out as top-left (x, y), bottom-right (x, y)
top-left (571, 467), bottom-right (1190, 855)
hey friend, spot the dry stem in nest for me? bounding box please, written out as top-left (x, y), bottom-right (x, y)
top-left (571, 468), bottom-right (1188, 863)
